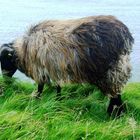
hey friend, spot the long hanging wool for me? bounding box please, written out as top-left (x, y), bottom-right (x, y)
top-left (10, 15), bottom-right (134, 97)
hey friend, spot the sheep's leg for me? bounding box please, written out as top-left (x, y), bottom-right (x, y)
top-left (31, 83), bottom-right (44, 98)
top-left (107, 95), bottom-right (125, 117)
top-left (56, 84), bottom-right (61, 100)
top-left (56, 84), bottom-right (61, 93)
top-left (37, 83), bottom-right (44, 97)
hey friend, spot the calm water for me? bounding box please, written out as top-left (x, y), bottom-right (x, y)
top-left (0, 0), bottom-right (140, 82)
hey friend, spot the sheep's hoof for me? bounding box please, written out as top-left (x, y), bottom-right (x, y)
top-left (107, 104), bottom-right (125, 117)
top-left (31, 91), bottom-right (41, 99)
top-left (107, 95), bottom-right (125, 117)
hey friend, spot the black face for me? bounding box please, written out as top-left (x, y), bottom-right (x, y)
top-left (0, 43), bottom-right (17, 77)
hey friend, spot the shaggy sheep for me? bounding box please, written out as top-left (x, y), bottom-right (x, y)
top-left (0, 15), bottom-right (134, 116)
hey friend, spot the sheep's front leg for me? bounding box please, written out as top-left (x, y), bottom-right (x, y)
top-left (38, 84), bottom-right (61, 98)
top-left (107, 95), bottom-right (125, 117)
top-left (31, 83), bottom-right (44, 99)
top-left (56, 85), bottom-right (61, 100)
top-left (37, 83), bottom-right (44, 98)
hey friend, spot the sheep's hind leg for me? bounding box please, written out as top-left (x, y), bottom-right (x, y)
top-left (107, 95), bottom-right (125, 117)
top-left (56, 85), bottom-right (62, 100)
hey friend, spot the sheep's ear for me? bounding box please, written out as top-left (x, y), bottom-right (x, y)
top-left (7, 49), bottom-right (14, 59)
top-left (8, 53), bottom-right (13, 57)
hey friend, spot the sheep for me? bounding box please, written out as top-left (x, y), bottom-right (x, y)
top-left (0, 15), bottom-right (134, 116)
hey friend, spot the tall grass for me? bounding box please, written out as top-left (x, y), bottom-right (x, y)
top-left (0, 77), bottom-right (140, 140)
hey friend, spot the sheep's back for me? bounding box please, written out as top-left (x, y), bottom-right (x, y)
top-left (15, 15), bottom-right (134, 85)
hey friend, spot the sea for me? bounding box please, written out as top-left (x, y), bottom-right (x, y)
top-left (0, 0), bottom-right (140, 82)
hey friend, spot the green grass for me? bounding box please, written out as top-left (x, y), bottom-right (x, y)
top-left (0, 77), bottom-right (140, 140)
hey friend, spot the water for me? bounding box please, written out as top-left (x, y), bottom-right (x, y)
top-left (0, 0), bottom-right (140, 82)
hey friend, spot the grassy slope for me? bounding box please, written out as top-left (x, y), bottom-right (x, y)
top-left (0, 78), bottom-right (140, 140)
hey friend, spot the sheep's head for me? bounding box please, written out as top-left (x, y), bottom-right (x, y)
top-left (0, 43), bottom-right (17, 77)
